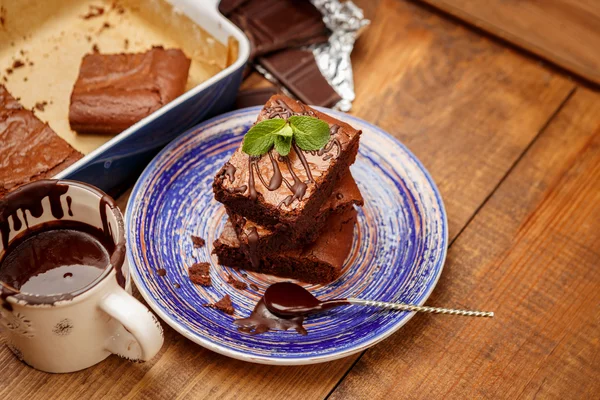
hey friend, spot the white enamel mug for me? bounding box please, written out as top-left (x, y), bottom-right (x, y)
top-left (0, 180), bottom-right (164, 373)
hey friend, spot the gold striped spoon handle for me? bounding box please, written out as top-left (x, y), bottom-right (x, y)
top-left (347, 298), bottom-right (494, 318)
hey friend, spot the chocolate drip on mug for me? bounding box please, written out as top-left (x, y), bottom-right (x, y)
top-left (0, 180), bottom-right (69, 251)
top-left (66, 196), bottom-right (73, 217)
top-left (99, 195), bottom-right (125, 288)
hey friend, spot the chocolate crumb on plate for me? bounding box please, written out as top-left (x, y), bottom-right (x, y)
top-left (188, 262), bottom-right (211, 286)
top-left (249, 283), bottom-right (259, 291)
top-left (11, 60), bottom-right (24, 69)
top-left (191, 235), bottom-right (205, 248)
top-left (156, 268), bottom-right (167, 277)
top-left (204, 294), bottom-right (235, 315)
top-left (227, 274), bottom-right (248, 290)
top-left (92, 44), bottom-right (99, 52)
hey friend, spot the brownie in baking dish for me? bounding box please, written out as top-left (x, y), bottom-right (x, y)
top-left (0, 85), bottom-right (82, 197)
top-left (213, 208), bottom-right (357, 284)
top-left (69, 46), bottom-right (191, 134)
top-left (213, 94), bottom-right (361, 229)
top-left (228, 170), bottom-right (363, 261)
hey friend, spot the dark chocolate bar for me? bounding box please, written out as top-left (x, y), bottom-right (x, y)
top-left (227, 0), bottom-right (329, 58)
top-left (258, 49), bottom-right (341, 108)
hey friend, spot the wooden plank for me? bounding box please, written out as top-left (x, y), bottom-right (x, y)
top-left (416, 0), bottom-right (600, 84)
top-left (329, 87), bottom-right (600, 399)
top-left (0, 0), bottom-right (575, 398)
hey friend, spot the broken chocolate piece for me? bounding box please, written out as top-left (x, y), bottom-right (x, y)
top-left (258, 49), bottom-right (341, 108)
top-left (226, 0), bottom-right (329, 59)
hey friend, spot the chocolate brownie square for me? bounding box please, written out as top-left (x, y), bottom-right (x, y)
top-left (213, 95), bottom-right (361, 229)
top-left (0, 85), bottom-right (82, 197)
top-left (213, 208), bottom-right (357, 284)
top-left (69, 46), bottom-right (191, 134)
top-left (228, 170), bottom-right (363, 261)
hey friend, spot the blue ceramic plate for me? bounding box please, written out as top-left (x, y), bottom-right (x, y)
top-left (126, 107), bottom-right (447, 365)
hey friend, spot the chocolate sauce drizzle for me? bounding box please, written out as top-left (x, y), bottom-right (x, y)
top-left (218, 162), bottom-right (236, 183)
top-left (246, 227), bottom-right (259, 268)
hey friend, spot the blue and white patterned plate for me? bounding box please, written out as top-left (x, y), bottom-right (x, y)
top-left (126, 107), bottom-right (448, 365)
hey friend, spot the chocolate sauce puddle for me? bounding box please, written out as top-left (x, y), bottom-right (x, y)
top-left (235, 282), bottom-right (349, 335)
top-left (0, 180), bottom-right (126, 307)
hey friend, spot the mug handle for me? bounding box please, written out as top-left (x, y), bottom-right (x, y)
top-left (99, 286), bottom-right (164, 361)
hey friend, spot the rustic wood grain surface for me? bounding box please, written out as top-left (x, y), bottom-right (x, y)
top-left (416, 0), bottom-right (600, 85)
top-left (1, 0), bottom-right (598, 399)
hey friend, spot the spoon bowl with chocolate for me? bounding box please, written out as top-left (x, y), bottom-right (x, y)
top-left (235, 282), bottom-right (493, 336)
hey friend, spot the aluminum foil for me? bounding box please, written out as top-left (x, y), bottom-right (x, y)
top-left (310, 0), bottom-right (370, 111)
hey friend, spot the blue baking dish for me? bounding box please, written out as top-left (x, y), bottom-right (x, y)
top-left (56, 0), bottom-right (250, 194)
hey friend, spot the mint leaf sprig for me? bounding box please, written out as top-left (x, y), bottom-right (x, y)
top-left (242, 116), bottom-right (330, 157)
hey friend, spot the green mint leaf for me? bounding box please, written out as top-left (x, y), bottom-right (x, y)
top-left (274, 134), bottom-right (292, 156)
top-left (242, 118), bottom-right (286, 156)
top-left (289, 116), bottom-right (330, 151)
top-left (273, 123), bottom-right (293, 137)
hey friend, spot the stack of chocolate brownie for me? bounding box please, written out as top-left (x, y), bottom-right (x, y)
top-left (212, 95), bottom-right (362, 284)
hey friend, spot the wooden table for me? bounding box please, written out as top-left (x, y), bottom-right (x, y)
top-left (1, 0), bottom-right (599, 398)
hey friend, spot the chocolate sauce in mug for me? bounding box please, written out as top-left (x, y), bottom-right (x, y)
top-left (0, 223), bottom-right (112, 296)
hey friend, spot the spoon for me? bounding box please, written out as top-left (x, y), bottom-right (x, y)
top-left (264, 282), bottom-right (494, 318)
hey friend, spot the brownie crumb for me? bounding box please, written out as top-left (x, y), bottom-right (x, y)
top-left (0, 6), bottom-right (6, 27)
top-left (12, 60), bottom-right (24, 69)
top-left (227, 274), bottom-right (248, 290)
top-left (23, 77), bottom-right (27, 82)
top-left (2, 76), bottom-right (7, 82)
top-left (174, 283), bottom-right (181, 289)
top-left (188, 262), bottom-right (211, 286)
top-left (92, 44), bottom-right (100, 53)
top-left (124, 38), bottom-right (129, 49)
top-left (191, 235), bottom-right (205, 248)
top-left (204, 294), bottom-right (235, 315)
top-left (85, 35), bottom-right (92, 42)
top-left (249, 283), bottom-right (259, 291)
top-left (19, 49), bottom-right (26, 56)
top-left (156, 268), bottom-right (167, 277)
top-left (99, 22), bottom-right (112, 32)
top-left (34, 101), bottom-right (47, 111)
top-left (28, 61), bottom-right (33, 66)
top-left (241, 272), bottom-right (248, 278)
top-left (82, 5), bottom-right (105, 19)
